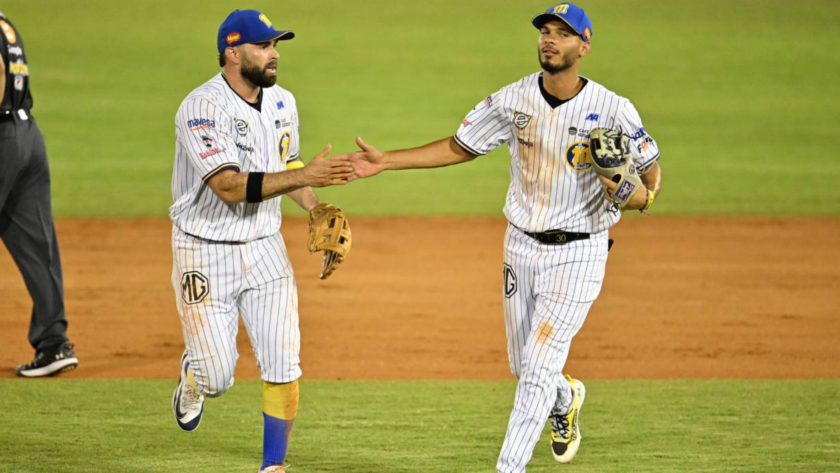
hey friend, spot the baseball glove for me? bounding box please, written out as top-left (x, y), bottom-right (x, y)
top-left (307, 203), bottom-right (351, 280)
top-left (589, 128), bottom-right (644, 210)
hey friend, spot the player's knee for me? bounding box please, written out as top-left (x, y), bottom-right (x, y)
top-left (198, 365), bottom-right (235, 397)
top-left (202, 374), bottom-right (234, 397)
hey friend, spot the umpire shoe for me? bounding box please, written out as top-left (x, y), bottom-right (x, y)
top-left (549, 375), bottom-right (586, 463)
top-left (172, 351), bottom-right (204, 432)
top-left (16, 342), bottom-right (79, 377)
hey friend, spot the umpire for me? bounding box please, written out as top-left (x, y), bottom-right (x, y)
top-left (0, 11), bottom-right (78, 377)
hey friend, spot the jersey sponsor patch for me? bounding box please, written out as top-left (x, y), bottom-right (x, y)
top-left (565, 142), bottom-right (592, 172)
top-left (181, 271), bottom-right (209, 304)
top-left (483, 95), bottom-right (493, 108)
top-left (13, 75), bottom-right (23, 91)
top-left (629, 127), bottom-right (647, 140)
top-left (585, 113), bottom-right (599, 121)
top-left (234, 118), bottom-right (249, 136)
top-left (275, 118), bottom-right (292, 128)
top-left (200, 148), bottom-right (225, 159)
top-left (188, 118), bottom-right (215, 130)
top-left (236, 142), bottom-right (254, 154)
top-left (8, 60), bottom-right (28, 76)
top-left (513, 112), bottom-right (532, 129)
top-left (0, 20), bottom-right (16, 44)
top-left (7, 45), bottom-right (22, 56)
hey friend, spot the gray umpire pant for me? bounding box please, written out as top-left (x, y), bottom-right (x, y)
top-left (0, 110), bottom-right (69, 351)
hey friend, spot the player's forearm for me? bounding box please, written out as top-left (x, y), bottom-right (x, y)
top-left (641, 163), bottom-right (662, 197)
top-left (287, 187), bottom-right (320, 212)
top-left (211, 169), bottom-right (309, 204)
top-left (383, 137), bottom-right (475, 170)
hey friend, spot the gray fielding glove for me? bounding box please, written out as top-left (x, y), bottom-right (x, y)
top-left (589, 128), bottom-right (644, 210)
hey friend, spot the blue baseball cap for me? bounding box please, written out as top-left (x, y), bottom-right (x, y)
top-left (217, 10), bottom-right (295, 54)
top-left (532, 3), bottom-right (593, 42)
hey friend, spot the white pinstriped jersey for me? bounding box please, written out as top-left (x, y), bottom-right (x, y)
top-left (170, 73), bottom-right (302, 242)
top-left (454, 72), bottom-right (660, 234)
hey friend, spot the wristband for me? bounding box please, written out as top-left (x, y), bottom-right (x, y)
top-left (246, 172), bottom-right (265, 203)
top-left (641, 189), bottom-right (655, 212)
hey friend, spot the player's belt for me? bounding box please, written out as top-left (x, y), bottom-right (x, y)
top-left (520, 228), bottom-right (590, 245)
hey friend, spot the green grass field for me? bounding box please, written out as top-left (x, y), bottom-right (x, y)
top-left (3, 2), bottom-right (839, 472)
top-left (2, 379), bottom-right (839, 472)
top-left (6, 0), bottom-right (840, 217)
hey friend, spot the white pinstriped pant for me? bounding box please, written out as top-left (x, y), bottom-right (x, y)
top-left (171, 227), bottom-right (301, 397)
top-left (497, 224), bottom-right (609, 473)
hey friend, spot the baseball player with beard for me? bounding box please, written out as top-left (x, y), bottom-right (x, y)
top-left (346, 3), bottom-right (662, 471)
top-left (169, 10), bottom-right (354, 473)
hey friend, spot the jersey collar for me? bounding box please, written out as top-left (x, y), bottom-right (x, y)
top-left (221, 72), bottom-right (263, 113)
top-left (538, 74), bottom-right (588, 109)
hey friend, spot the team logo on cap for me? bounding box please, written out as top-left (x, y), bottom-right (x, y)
top-left (552, 4), bottom-right (569, 14)
top-left (583, 27), bottom-right (591, 40)
top-left (226, 32), bottom-right (241, 45)
top-left (0, 20), bottom-right (16, 44)
top-left (258, 13), bottom-right (273, 28)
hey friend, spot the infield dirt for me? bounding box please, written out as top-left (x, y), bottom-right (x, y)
top-left (1, 217), bottom-right (838, 380)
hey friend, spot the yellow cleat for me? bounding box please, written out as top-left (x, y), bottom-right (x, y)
top-left (549, 375), bottom-right (586, 463)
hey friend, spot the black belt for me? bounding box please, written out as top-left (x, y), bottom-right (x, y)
top-left (0, 109), bottom-right (29, 121)
top-left (520, 228), bottom-right (590, 245)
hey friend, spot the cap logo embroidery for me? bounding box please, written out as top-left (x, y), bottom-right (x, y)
top-left (226, 32), bottom-right (241, 45)
top-left (258, 13), bottom-right (273, 28)
top-left (552, 4), bottom-right (569, 14)
top-left (583, 27), bottom-right (591, 40)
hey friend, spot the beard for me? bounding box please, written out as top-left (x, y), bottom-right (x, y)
top-left (241, 55), bottom-right (277, 88)
top-left (538, 46), bottom-right (577, 74)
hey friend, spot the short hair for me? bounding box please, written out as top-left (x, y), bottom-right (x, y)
top-left (218, 53), bottom-right (226, 67)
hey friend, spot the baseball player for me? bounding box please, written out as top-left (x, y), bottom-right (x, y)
top-left (346, 3), bottom-right (662, 471)
top-left (0, 11), bottom-right (79, 377)
top-left (169, 10), bottom-right (353, 473)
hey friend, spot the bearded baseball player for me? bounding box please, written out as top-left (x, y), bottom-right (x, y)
top-left (169, 10), bottom-right (353, 473)
top-left (347, 3), bottom-right (662, 471)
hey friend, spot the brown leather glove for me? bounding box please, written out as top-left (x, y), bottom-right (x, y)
top-left (307, 203), bottom-right (351, 280)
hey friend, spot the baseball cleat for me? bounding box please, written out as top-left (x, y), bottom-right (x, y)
top-left (173, 351), bottom-right (204, 432)
top-left (549, 375), bottom-right (586, 463)
top-left (259, 465), bottom-right (286, 472)
top-left (16, 342), bottom-right (79, 378)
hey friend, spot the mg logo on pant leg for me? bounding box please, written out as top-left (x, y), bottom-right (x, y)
top-left (181, 271), bottom-right (209, 304)
top-left (503, 264), bottom-right (517, 299)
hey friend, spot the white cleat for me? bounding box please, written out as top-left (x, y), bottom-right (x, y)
top-left (172, 351), bottom-right (204, 432)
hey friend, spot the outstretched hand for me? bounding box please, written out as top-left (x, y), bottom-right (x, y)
top-left (303, 144), bottom-right (355, 187)
top-left (346, 136), bottom-right (386, 180)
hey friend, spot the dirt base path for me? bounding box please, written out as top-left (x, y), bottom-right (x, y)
top-left (2, 217), bottom-right (838, 380)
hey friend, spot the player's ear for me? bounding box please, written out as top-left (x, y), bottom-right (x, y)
top-left (225, 46), bottom-right (241, 66)
top-left (579, 41), bottom-right (591, 58)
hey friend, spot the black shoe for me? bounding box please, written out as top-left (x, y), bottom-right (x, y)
top-left (16, 342), bottom-right (79, 377)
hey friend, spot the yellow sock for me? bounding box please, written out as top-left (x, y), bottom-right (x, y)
top-left (262, 380), bottom-right (299, 469)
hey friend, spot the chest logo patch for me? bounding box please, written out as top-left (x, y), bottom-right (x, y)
top-left (565, 141), bottom-right (592, 172)
top-left (234, 118), bottom-right (249, 137)
top-left (513, 112), bottom-right (532, 129)
top-left (278, 131), bottom-right (291, 162)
